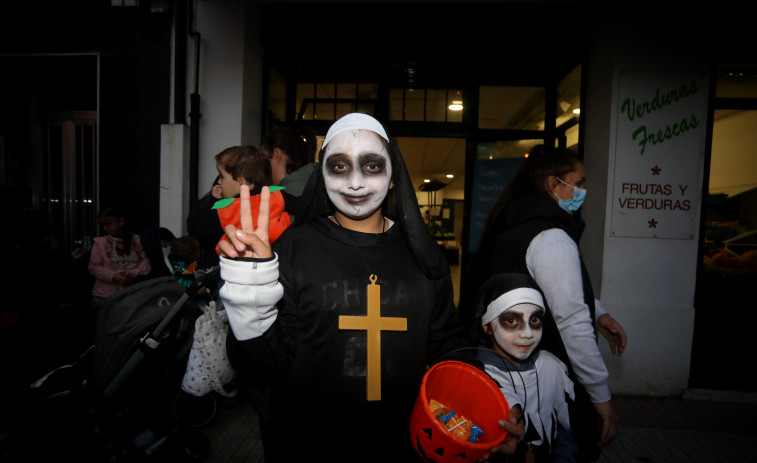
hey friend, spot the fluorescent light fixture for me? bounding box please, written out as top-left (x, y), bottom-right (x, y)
top-left (448, 100), bottom-right (463, 111)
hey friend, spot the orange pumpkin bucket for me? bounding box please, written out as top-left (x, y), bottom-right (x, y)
top-left (409, 360), bottom-right (510, 462)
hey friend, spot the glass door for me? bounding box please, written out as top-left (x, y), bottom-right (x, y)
top-left (44, 113), bottom-right (97, 255)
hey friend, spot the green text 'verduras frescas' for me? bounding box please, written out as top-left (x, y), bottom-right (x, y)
top-left (620, 80), bottom-right (700, 155)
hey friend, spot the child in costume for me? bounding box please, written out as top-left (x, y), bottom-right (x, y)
top-left (474, 273), bottom-right (577, 463)
top-left (187, 145), bottom-right (291, 269)
top-left (214, 145), bottom-right (291, 248)
top-left (88, 204), bottom-right (151, 307)
top-left (465, 145), bottom-right (627, 460)
top-left (168, 235), bottom-right (201, 288)
top-left (216, 114), bottom-right (523, 462)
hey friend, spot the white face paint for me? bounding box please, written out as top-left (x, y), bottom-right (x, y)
top-left (489, 303), bottom-right (544, 363)
top-left (322, 129), bottom-right (393, 220)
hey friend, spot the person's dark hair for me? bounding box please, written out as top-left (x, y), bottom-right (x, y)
top-left (98, 203), bottom-right (135, 253)
top-left (482, 144), bottom-right (581, 239)
top-left (170, 235), bottom-right (201, 262)
top-left (261, 125), bottom-right (318, 174)
top-left (214, 145), bottom-right (272, 195)
top-left (196, 174), bottom-right (222, 210)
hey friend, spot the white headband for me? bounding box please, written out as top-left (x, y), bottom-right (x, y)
top-left (481, 287), bottom-right (544, 326)
top-left (322, 113), bottom-right (389, 149)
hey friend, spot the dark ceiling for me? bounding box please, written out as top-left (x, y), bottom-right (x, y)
top-left (258, 0), bottom-right (757, 89)
top-left (258, 1), bottom-right (597, 87)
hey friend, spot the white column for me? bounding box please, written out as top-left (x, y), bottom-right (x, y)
top-left (582, 16), bottom-right (708, 396)
top-left (191, 0), bottom-right (263, 198)
top-left (160, 0), bottom-right (264, 234)
top-left (160, 124), bottom-right (190, 237)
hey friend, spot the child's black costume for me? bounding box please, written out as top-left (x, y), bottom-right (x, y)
top-left (219, 114), bottom-right (478, 462)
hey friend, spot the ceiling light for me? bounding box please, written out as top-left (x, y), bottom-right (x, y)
top-left (448, 90), bottom-right (463, 111)
top-left (424, 179), bottom-right (430, 183)
top-left (446, 174), bottom-right (454, 178)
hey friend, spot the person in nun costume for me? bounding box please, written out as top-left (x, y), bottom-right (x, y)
top-left (216, 113), bottom-right (523, 462)
top-left (474, 273), bottom-right (577, 463)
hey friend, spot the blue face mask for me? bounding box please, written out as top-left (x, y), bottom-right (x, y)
top-left (553, 176), bottom-right (586, 213)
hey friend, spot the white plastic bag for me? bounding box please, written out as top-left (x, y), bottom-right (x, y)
top-left (181, 300), bottom-right (237, 397)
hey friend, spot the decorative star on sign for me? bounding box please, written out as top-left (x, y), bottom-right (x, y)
top-left (648, 218), bottom-right (658, 228)
top-left (651, 165), bottom-right (661, 175)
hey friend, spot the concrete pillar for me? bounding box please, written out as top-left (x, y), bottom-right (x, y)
top-left (582, 14), bottom-right (709, 396)
top-left (191, 0), bottom-right (263, 198)
top-left (160, 124), bottom-right (190, 237)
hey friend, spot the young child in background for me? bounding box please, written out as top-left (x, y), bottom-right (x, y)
top-left (88, 204), bottom-right (151, 308)
top-left (169, 235), bottom-right (201, 288)
top-left (473, 273), bottom-right (577, 463)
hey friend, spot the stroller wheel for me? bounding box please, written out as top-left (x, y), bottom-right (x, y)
top-left (172, 391), bottom-right (218, 428)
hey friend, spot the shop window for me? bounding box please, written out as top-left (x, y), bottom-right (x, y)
top-left (389, 88), bottom-right (464, 122)
top-left (296, 82), bottom-right (377, 121)
top-left (267, 67), bottom-right (286, 122)
top-left (315, 83), bottom-right (336, 120)
top-left (404, 89), bottom-right (425, 121)
top-left (556, 65), bottom-right (581, 148)
top-left (476, 139), bottom-right (543, 160)
top-left (296, 82), bottom-right (315, 120)
top-left (478, 85), bottom-right (545, 130)
top-left (716, 66), bottom-right (757, 98)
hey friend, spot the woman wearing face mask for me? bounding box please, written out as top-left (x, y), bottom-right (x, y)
top-left (462, 145), bottom-right (627, 463)
top-left (217, 113), bottom-right (523, 462)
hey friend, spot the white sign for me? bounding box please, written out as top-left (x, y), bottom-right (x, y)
top-left (610, 71), bottom-right (708, 239)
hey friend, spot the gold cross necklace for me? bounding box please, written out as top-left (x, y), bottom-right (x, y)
top-left (332, 214), bottom-right (408, 401)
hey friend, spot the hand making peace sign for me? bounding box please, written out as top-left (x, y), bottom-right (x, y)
top-left (217, 184), bottom-right (273, 259)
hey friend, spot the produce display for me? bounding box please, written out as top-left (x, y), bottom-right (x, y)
top-left (704, 247), bottom-right (757, 274)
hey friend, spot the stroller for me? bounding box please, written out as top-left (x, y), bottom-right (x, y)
top-left (2, 268), bottom-right (226, 462)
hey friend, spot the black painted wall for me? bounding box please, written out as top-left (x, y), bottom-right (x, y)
top-left (0, 0), bottom-right (173, 237)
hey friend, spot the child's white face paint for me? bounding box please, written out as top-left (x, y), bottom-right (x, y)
top-left (489, 303), bottom-right (544, 363)
top-left (321, 130), bottom-right (393, 220)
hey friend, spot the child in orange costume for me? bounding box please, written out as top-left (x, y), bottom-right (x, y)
top-left (213, 185), bottom-right (291, 254)
top-left (189, 146), bottom-right (293, 267)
